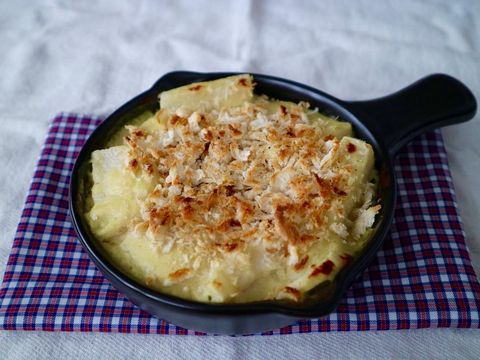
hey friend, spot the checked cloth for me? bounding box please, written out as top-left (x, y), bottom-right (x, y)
top-left (0, 113), bottom-right (479, 335)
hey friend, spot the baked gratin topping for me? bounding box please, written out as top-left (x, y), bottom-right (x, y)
top-left (86, 74), bottom-right (380, 303)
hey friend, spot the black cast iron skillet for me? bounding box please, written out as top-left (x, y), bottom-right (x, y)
top-left (69, 71), bottom-right (476, 334)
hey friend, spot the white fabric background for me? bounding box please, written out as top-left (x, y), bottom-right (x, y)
top-left (1, 0), bottom-right (479, 358)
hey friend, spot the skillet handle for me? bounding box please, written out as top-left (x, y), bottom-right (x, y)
top-left (344, 74), bottom-right (477, 157)
top-left (151, 71), bottom-right (238, 92)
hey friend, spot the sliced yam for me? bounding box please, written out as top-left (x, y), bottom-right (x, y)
top-left (277, 139), bottom-right (376, 296)
top-left (197, 271), bottom-right (239, 303)
top-left (121, 239), bottom-right (188, 286)
top-left (159, 74), bottom-right (254, 113)
top-left (90, 146), bottom-right (131, 199)
top-left (193, 251), bottom-right (257, 303)
top-left (313, 113), bottom-right (353, 139)
top-left (103, 234), bottom-right (194, 294)
top-left (335, 137), bottom-right (375, 215)
top-left (87, 146), bottom-right (155, 240)
top-left (137, 109), bottom-right (170, 135)
top-left (257, 98), bottom-right (353, 139)
top-left (313, 136), bottom-right (375, 235)
top-left (316, 137), bottom-right (375, 214)
top-left (255, 99), bottom-right (300, 115)
top-left (284, 236), bottom-right (346, 292)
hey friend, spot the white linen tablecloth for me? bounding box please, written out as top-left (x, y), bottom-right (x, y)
top-left (1, 0), bottom-right (479, 358)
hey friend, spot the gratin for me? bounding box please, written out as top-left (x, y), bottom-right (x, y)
top-left (86, 74), bottom-right (380, 303)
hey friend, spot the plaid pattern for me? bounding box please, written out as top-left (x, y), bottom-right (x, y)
top-left (0, 113), bottom-right (479, 335)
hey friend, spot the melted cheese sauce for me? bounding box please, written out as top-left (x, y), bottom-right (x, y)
top-left (86, 75), bottom-right (380, 303)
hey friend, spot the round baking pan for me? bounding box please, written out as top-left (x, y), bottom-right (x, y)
top-left (69, 71), bottom-right (476, 334)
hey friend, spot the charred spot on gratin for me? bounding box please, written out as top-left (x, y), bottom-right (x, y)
top-left (86, 74), bottom-right (380, 304)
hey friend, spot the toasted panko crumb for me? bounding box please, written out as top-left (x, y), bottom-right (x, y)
top-left (122, 96), bottom-right (379, 283)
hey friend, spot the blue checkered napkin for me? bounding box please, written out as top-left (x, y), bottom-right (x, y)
top-left (0, 113), bottom-right (479, 334)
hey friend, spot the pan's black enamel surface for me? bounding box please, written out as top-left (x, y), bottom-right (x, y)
top-left (69, 72), bottom-right (476, 334)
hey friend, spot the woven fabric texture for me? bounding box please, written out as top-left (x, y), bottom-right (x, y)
top-left (0, 114), bottom-right (479, 335)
